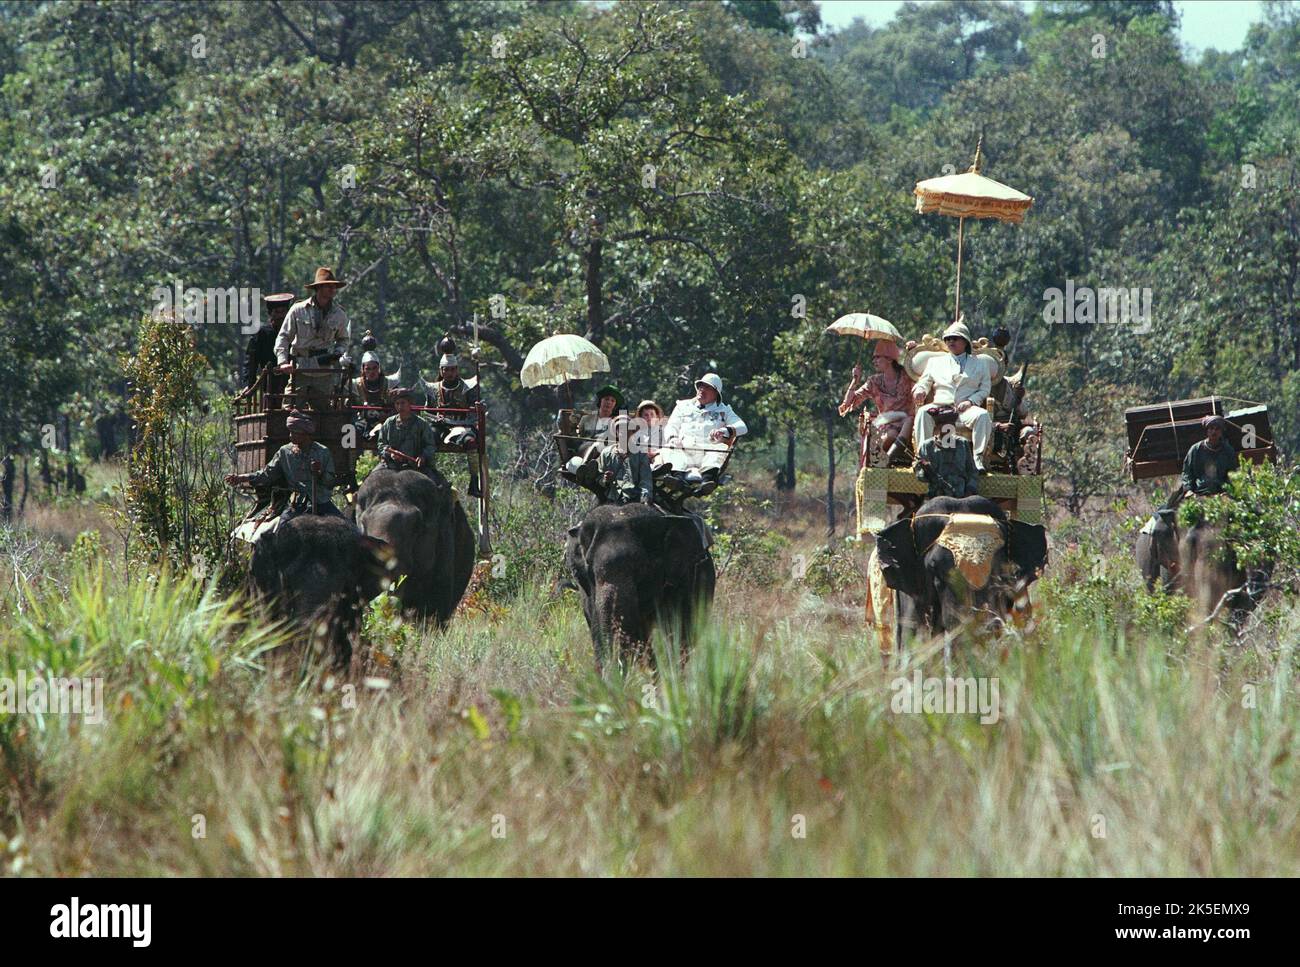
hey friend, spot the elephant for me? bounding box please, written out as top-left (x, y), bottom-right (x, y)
top-left (1135, 506), bottom-right (1181, 592)
top-left (1178, 514), bottom-right (1269, 624)
top-left (564, 503), bottom-right (715, 670)
top-left (353, 466), bottom-right (476, 624)
top-left (872, 495), bottom-right (1048, 643)
top-left (249, 514), bottom-right (395, 669)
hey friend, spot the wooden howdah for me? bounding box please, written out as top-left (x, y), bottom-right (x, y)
top-left (1124, 396), bottom-right (1276, 480)
top-left (232, 365), bottom-right (487, 486)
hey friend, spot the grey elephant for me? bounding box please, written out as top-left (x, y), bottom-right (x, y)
top-left (873, 495), bottom-right (1048, 639)
top-left (249, 514), bottom-right (395, 669)
top-left (354, 466), bottom-right (476, 624)
top-left (564, 503), bottom-right (715, 670)
top-left (1135, 506), bottom-right (1181, 592)
top-left (1179, 513), bottom-right (1270, 624)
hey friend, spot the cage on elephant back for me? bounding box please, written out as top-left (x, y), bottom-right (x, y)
top-left (232, 363), bottom-right (492, 552)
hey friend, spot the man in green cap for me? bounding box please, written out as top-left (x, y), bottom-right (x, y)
top-left (226, 410), bottom-right (342, 520)
top-left (430, 352), bottom-right (483, 497)
top-left (375, 388), bottom-right (439, 478)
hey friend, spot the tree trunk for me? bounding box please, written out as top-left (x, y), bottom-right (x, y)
top-left (377, 250), bottom-right (389, 340)
top-left (777, 424), bottom-right (796, 491)
top-left (585, 237), bottom-right (603, 341)
top-left (825, 409), bottom-right (836, 541)
top-left (1, 453), bottom-right (13, 522)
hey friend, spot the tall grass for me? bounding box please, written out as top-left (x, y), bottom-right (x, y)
top-left (3, 481), bottom-right (1299, 876)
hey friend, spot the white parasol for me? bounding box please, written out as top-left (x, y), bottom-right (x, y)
top-left (521, 333), bottom-right (610, 388)
top-left (824, 313), bottom-right (904, 343)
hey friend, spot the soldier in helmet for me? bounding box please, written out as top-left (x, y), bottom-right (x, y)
top-left (429, 352), bottom-right (483, 497)
top-left (349, 350), bottom-right (392, 439)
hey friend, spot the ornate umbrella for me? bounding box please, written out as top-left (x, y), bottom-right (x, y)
top-left (915, 138), bottom-right (1033, 322)
top-left (824, 313), bottom-right (905, 412)
top-left (520, 332), bottom-right (610, 406)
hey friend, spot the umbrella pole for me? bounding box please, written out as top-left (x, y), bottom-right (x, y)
top-left (954, 215), bottom-right (965, 322)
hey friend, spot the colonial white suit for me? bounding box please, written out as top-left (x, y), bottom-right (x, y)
top-left (912, 324), bottom-right (994, 470)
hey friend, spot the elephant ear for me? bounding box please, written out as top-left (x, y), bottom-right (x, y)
top-left (564, 523), bottom-right (594, 594)
top-left (1008, 521), bottom-right (1048, 586)
top-left (874, 517), bottom-right (922, 598)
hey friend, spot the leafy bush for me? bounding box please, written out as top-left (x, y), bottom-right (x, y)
top-left (124, 316), bottom-right (239, 574)
top-left (485, 481), bottom-right (589, 600)
top-left (1201, 461), bottom-right (1300, 577)
top-left (705, 484), bottom-right (789, 587)
top-left (798, 544), bottom-right (861, 597)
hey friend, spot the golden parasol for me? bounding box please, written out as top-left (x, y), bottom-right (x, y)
top-left (915, 137), bottom-right (1033, 322)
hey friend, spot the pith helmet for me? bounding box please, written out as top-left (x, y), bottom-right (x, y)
top-left (694, 372), bottom-right (724, 400)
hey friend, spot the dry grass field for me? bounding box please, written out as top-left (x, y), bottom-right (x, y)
top-left (2, 454), bottom-right (1297, 877)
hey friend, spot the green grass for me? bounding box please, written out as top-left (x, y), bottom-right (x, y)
top-left (2, 481), bottom-right (1299, 876)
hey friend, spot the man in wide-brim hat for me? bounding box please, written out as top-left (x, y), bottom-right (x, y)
top-left (226, 410), bottom-right (343, 521)
top-left (275, 267), bottom-right (351, 410)
top-left (911, 319), bottom-right (994, 472)
top-left (243, 291), bottom-right (296, 389)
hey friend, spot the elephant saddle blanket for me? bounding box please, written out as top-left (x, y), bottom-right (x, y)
top-left (934, 513), bottom-right (1005, 590)
top-left (865, 544), bottom-right (895, 656)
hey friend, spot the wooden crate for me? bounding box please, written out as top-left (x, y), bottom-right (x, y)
top-left (1125, 396), bottom-right (1276, 480)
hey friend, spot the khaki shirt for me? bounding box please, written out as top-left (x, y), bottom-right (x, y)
top-left (275, 296), bottom-right (350, 365)
top-left (376, 413), bottom-right (438, 466)
top-left (248, 442), bottom-right (336, 503)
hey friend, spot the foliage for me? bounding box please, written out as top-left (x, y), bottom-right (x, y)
top-left (1200, 461), bottom-right (1300, 579)
top-left (704, 484), bottom-right (790, 586)
top-left (124, 315), bottom-right (237, 572)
